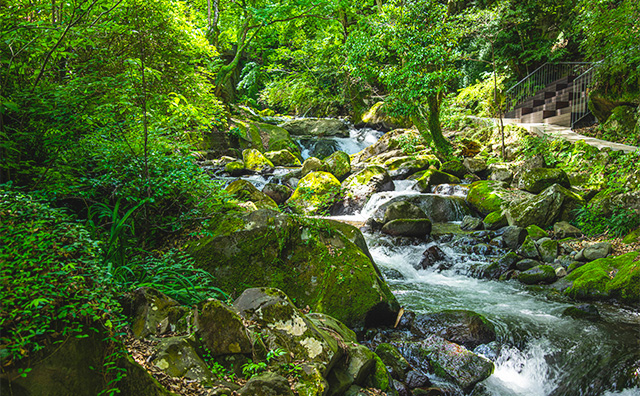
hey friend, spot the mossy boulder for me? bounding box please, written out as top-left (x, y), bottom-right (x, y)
top-left (337, 166), bottom-right (394, 215)
top-left (623, 227), bottom-right (640, 244)
top-left (415, 170), bottom-right (461, 192)
top-left (518, 265), bottom-right (557, 285)
top-left (323, 151), bottom-right (352, 181)
top-left (370, 194), bottom-right (471, 224)
top-left (483, 211), bottom-right (508, 230)
top-left (382, 201), bottom-right (428, 223)
top-left (265, 149), bottom-right (302, 167)
top-left (463, 157), bottom-right (488, 176)
top-left (242, 148), bottom-right (274, 172)
top-left (151, 335), bottom-right (214, 385)
top-left (466, 181), bottom-right (511, 216)
top-left (526, 225), bottom-right (549, 241)
top-left (600, 106), bottom-right (639, 146)
top-left (225, 160), bottom-right (246, 176)
top-left (187, 210), bottom-right (400, 328)
top-left (538, 238), bottom-right (558, 263)
top-left (517, 236), bottom-right (540, 260)
top-left (381, 219), bottom-right (432, 238)
top-left (360, 101), bottom-right (411, 131)
top-left (281, 118), bottom-right (349, 137)
top-left (564, 252), bottom-right (640, 303)
top-left (238, 372), bottom-right (293, 396)
top-left (440, 160), bottom-right (469, 179)
top-left (411, 310), bottom-right (496, 349)
top-left (302, 157), bottom-right (324, 176)
top-left (388, 155), bottom-right (441, 179)
top-left (553, 221), bottom-right (583, 239)
top-left (130, 287), bottom-right (191, 339)
top-left (374, 343), bottom-right (410, 381)
top-left (505, 184), bottom-right (585, 229)
top-left (262, 183), bottom-right (293, 205)
top-left (226, 179), bottom-right (279, 211)
top-left (233, 119), bottom-right (300, 155)
top-left (287, 171), bottom-right (342, 215)
top-left (351, 129), bottom-right (423, 165)
top-left (517, 168), bottom-right (571, 194)
top-left (483, 252), bottom-right (519, 279)
top-left (196, 299), bottom-right (252, 356)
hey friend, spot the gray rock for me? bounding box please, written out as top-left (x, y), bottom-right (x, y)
top-left (483, 252), bottom-right (519, 279)
top-left (411, 310), bottom-right (496, 349)
top-left (302, 157), bottom-right (324, 176)
top-left (323, 151), bottom-right (351, 180)
top-left (516, 259), bottom-right (540, 271)
top-left (553, 221), bottom-right (583, 238)
top-left (502, 226), bottom-right (528, 250)
top-left (405, 370), bottom-right (431, 389)
top-left (382, 219), bottom-right (432, 238)
top-left (370, 194), bottom-right (471, 225)
top-left (463, 157), bottom-right (488, 175)
top-left (537, 238), bottom-right (559, 263)
top-left (130, 287), bottom-right (190, 339)
top-left (196, 299), bottom-right (252, 356)
top-left (518, 265), bottom-right (557, 285)
top-left (516, 167), bottom-right (571, 194)
top-left (460, 215), bottom-right (483, 231)
top-left (383, 201), bottom-right (428, 224)
top-left (488, 163), bottom-right (514, 183)
top-left (262, 183), bottom-right (293, 204)
top-left (583, 242), bottom-right (612, 261)
top-left (505, 184), bottom-right (585, 229)
top-left (375, 343), bottom-right (410, 381)
top-left (418, 245), bottom-right (447, 270)
top-left (517, 236), bottom-right (540, 259)
top-left (151, 336), bottom-right (214, 385)
top-left (440, 160), bottom-right (469, 178)
top-left (336, 166), bottom-right (394, 215)
top-left (280, 118), bottom-right (349, 137)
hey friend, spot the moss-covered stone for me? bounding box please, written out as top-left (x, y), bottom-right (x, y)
top-left (440, 160), bottom-right (468, 178)
top-left (281, 118), bottom-right (349, 137)
top-left (225, 160), bottom-right (246, 176)
top-left (337, 166), bottom-right (393, 215)
top-left (517, 168), bottom-right (571, 193)
top-left (564, 252), bottom-right (640, 303)
top-left (382, 201), bottom-right (428, 224)
top-left (226, 179), bottom-right (279, 211)
top-left (242, 148), bottom-right (274, 172)
top-left (360, 101), bottom-right (411, 131)
top-left (517, 236), bottom-right (540, 260)
top-left (415, 170), bottom-right (461, 192)
top-left (483, 211), bottom-right (508, 230)
top-left (233, 119), bottom-right (300, 156)
top-left (538, 239), bottom-right (558, 263)
top-left (623, 227), bottom-right (640, 244)
top-left (301, 157), bottom-right (324, 176)
top-left (323, 151), bottom-right (352, 181)
top-left (381, 219), bottom-right (432, 238)
top-left (505, 184), bottom-right (585, 229)
top-left (526, 225), bottom-right (549, 241)
top-left (196, 299), bottom-right (252, 356)
top-left (411, 310), bottom-right (496, 349)
top-left (374, 343), bottom-right (409, 381)
top-left (152, 335), bottom-right (214, 385)
top-left (466, 181), bottom-right (509, 215)
top-left (518, 265), bottom-right (557, 285)
top-left (187, 210), bottom-right (400, 328)
top-left (287, 171), bottom-right (342, 215)
top-left (131, 287), bottom-right (191, 339)
top-left (364, 353), bottom-right (394, 392)
top-left (265, 149), bottom-right (302, 167)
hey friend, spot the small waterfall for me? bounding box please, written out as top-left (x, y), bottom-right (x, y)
top-left (296, 126), bottom-right (385, 159)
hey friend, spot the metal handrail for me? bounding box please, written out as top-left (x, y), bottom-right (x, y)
top-left (570, 62), bottom-right (601, 129)
top-left (505, 62), bottom-right (594, 112)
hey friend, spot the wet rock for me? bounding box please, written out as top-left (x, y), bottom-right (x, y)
top-left (562, 304), bottom-right (600, 320)
top-left (262, 183), bottom-right (293, 204)
top-left (483, 211), bottom-right (508, 230)
top-left (537, 238), bottom-right (558, 263)
top-left (463, 158), bottom-right (488, 177)
top-left (555, 267), bottom-right (567, 278)
top-left (393, 379), bottom-right (412, 396)
top-left (418, 245), bottom-right (447, 270)
top-left (371, 195), bottom-right (471, 224)
top-left (415, 170), bottom-right (461, 192)
top-left (518, 265), bottom-right (557, 285)
top-left (301, 157), bottom-right (324, 176)
top-left (237, 372), bottom-right (293, 396)
top-left (323, 151), bottom-right (351, 181)
top-left (243, 148), bottom-right (274, 172)
top-left (517, 236), bottom-right (540, 259)
top-left (411, 310), bottom-right (496, 349)
top-left (460, 215), bottom-right (483, 231)
top-left (553, 221), bottom-right (583, 238)
top-left (264, 149), bottom-right (302, 167)
top-left (389, 155), bottom-right (440, 179)
top-left (473, 341), bottom-right (502, 362)
top-left (375, 343), bottom-right (410, 381)
top-left (488, 163), bottom-right (514, 183)
top-left (382, 219), bottom-right (432, 238)
top-left (516, 259), bottom-right (541, 271)
top-left (281, 118), bottom-right (349, 137)
top-left (327, 343), bottom-right (377, 395)
top-left (483, 252), bottom-right (519, 279)
top-left (287, 171), bottom-right (341, 215)
top-left (383, 201), bottom-right (428, 223)
top-left (336, 166), bottom-right (394, 215)
top-left (505, 184), bottom-right (585, 229)
top-left (410, 335), bottom-right (494, 391)
top-left (583, 242), bottom-right (612, 261)
top-left (516, 167), bottom-right (571, 194)
top-left (225, 160), bottom-right (247, 176)
top-left (196, 299), bottom-right (252, 356)
top-left (502, 226), bottom-right (528, 250)
top-left (151, 335), bottom-right (214, 385)
top-left (226, 179), bottom-right (279, 211)
top-left (396, 309), bottom-right (416, 330)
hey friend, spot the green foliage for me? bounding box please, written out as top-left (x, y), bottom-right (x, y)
top-left (242, 347), bottom-right (286, 379)
top-left (0, 187), bottom-right (120, 364)
top-left (574, 204), bottom-right (640, 237)
top-left (455, 74), bottom-right (507, 118)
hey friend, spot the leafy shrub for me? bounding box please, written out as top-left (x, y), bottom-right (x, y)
top-left (574, 204), bottom-right (640, 237)
top-left (455, 73), bottom-right (507, 118)
top-left (0, 187), bottom-right (120, 364)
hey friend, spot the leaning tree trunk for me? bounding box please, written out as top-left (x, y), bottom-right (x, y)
top-left (426, 94), bottom-right (451, 155)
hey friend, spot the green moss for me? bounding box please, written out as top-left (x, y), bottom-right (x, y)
top-left (415, 169), bottom-right (461, 192)
top-left (366, 354), bottom-right (392, 391)
top-left (225, 179), bottom-right (279, 211)
top-left (565, 252), bottom-right (640, 303)
top-left (526, 225), bottom-right (548, 240)
top-left (287, 171), bottom-right (342, 215)
top-left (623, 227), bottom-right (640, 244)
top-left (242, 148), bottom-right (274, 171)
top-left (483, 211), bottom-right (507, 229)
top-left (467, 181), bottom-right (505, 215)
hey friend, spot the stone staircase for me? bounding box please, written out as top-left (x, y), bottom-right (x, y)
top-left (505, 63), bottom-right (597, 128)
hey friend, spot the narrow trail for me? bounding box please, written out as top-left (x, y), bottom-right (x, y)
top-left (473, 117), bottom-right (639, 153)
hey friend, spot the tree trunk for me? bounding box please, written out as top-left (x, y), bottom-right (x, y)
top-left (426, 94), bottom-right (451, 155)
top-left (214, 22), bottom-right (253, 98)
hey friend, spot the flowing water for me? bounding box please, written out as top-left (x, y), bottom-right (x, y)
top-left (221, 122), bottom-right (640, 395)
top-left (296, 125), bottom-right (384, 159)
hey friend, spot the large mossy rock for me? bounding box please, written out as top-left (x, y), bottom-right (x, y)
top-left (505, 184), bottom-right (585, 229)
top-left (337, 166), bottom-right (394, 215)
top-left (411, 310), bottom-right (496, 349)
top-left (466, 181), bottom-right (529, 216)
top-left (381, 219), bottom-right (432, 238)
top-left (226, 179), bottom-right (279, 211)
top-left (415, 170), bottom-right (461, 192)
top-left (516, 168), bottom-right (571, 194)
top-left (440, 160), bottom-right (469, 179)
top-left (265, 149), bottom-right (302, 167)
top-left (518, 265), bottom-right (557, 285)
top-left (151, 335), bottom-right (215, 385)
top-left (187, 210), bottom-right (400, 328)
top-left (323, 151), bottom-right (352, 181)
top-left (600, 106), bottom-right (639, 145)
top-left (564, 252), bottom-right (640, 303)
top-left (242, 148), bottom-right (274, 172)
top-left (281, 118), bottom-right (349, 137)
top-left (130, 287), bottom-right (191, 339)
top-left (287, 171), bottom-right (342, 215)
top-left (387, 154), bottom-right (441, 179)
top-left (382, 201), bottom-right (428, 223)
top-left (359, 101), bottom-right (411, 131)
top-left (351, 129), bottom-right (423, 165)
top-left (238, 372), bottom-right (293, 396)
top-left (196, 299), bottom-right (253, 356)
top-left (233, 119), bottom-right (300, 155)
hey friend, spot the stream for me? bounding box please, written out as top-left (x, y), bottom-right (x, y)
top-left (220, 122), bottom-right (640, 396)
